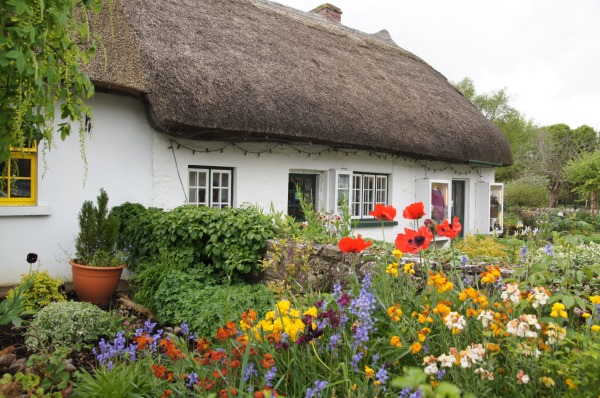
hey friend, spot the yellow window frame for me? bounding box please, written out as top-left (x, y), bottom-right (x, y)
top-left (0, 146), bottom-right (37, 206)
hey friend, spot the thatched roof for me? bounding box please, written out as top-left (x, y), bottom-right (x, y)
top-left (86, 0), bottom-right (513, 165)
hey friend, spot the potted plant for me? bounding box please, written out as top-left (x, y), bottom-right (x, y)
top-left (70, 188), bottom-right (126, 305)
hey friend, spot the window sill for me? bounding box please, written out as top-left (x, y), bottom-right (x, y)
top-left (0, 206), bottom-right (52, 217)
top-left (355, 220), bottom-right (399, 228)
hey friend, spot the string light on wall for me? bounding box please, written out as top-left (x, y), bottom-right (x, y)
top-left (168, 139), bottom-right (485, 177)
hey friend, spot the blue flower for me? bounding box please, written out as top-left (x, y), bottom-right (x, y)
top-left (244, 362), bottom-right (257, 382)
top-left (410, 388), bottom-right (423, 398)
top-left (349, 273), bottom-right (378, 350)
top-left (460, 255), bottom-right (468, 266)
top-left (520, 245), bottom-right (529, 261)
top-left (351, 352), bottom-right (364, 372)
top-left (544, 244), bottom-right (555, 256)
top-left (186, 372), bottom-right (198, 388)
top-left (265, 366), bottom-right (277, 387)
top-left (375, 367), bottom-right (388, 385)
top-left (437, 369), bottom-right (446, 380)
top-left (305, 380), bottom-right (328, 398)
top-left (181, 321), bottom-right (189, 336)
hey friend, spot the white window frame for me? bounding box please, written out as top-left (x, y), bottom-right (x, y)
top-left (188, 166), bottom-right (233, 208)
top-left (331, 170), bottom-right (389, 219)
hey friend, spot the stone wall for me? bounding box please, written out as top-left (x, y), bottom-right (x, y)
top-left (259, 239), bottom-right (376, 293)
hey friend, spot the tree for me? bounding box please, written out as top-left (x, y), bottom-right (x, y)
top-left (0, 0), bottom-right (103, 163)
top-left (564, 150), bottom-right (600, 215)
top-left (453, 78), bottom-right (537, 182)
top-left (520, 123), bottom-right (598, 207)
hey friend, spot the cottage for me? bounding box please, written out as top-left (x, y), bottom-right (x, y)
top-left (0, 0), bottom-right (511, 284)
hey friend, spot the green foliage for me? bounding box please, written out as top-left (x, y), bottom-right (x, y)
top-left (0, 272), bottom-right (34, 327)
top-left (1, 347), bottom-right (72, 398)
top-left (6, 270), bottom-right (65, 311)
top-left (26, 301), bottom-right (112, 351)
top-left (112, 202), bottom-right (275, 277)
top-left (564, 150), bottom-right (600, 203)
top-left (153, 271), bottom-right (274, 337)
top-left (456, 234), bottom-right (509, 262)
top-left (72, 361), bottom-right (157, 398)
top-left (75, 188), bottom-right (123, 266)
top-left (0, 0), bottom-right (104, 164)
top-left (505, 175), bottom-right (550, 208)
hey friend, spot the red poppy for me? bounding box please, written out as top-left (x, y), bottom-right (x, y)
top-left (369, 203), bottom-right (397, 221)
top-left (403, 202), bottom-right (426, 220)
top-left (436, 216), bottom-right (462, 239)
top-left (394, 226), bottom-right (433, 254)
top-left (338, 234), bottom-right (372, 253)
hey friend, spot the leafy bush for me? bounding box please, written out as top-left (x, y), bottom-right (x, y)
top-left (153, 271), bottom-right (274, 337)
top-left (505, 175), bottom-right (549, 208)
top-left (111, 203), bottom-right (275, 277)
top-left (456, 234), bottom-right (509, 261)
top-left (6, 271), bottom-right (65, 311)
top-left (73, 361), bottom-right (157, 398)
top-left (26, 301), bottom-right (113, 351)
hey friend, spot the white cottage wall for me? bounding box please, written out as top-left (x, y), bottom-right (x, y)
top-left (0, 93), bottom-right (154, 285)
top-left (1, 92), bottom-right (498, 285)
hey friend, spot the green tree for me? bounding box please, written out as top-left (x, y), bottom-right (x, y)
top-left (453, 78), bottom-right (537, 182)
top-left (521, 123), bottom-right (598, 207)
top-left (564, 150), bottom-right (600, 215)
top-left (0, 0), bottom-right (103, 163)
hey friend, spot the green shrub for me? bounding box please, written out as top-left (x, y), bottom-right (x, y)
top-left (153, 271), bottom-right (274, 337)
top-left (505, 175), bottom-right (549, 208)
top-left (26, 301), bottom-right (113, 351)
top-left (456, 234), bottom-right (509, 261)
top-left (75, 188), bottom-right (124, 266)
top-left (6, 271), bottom-right (65, 311)
top-left (111, 203), bottom-right (275, 277)
top-left (73, 361), bottom-right (157, 398)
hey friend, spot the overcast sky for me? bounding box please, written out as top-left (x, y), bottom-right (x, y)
top-left (274, 0), bottom-right (600, 131)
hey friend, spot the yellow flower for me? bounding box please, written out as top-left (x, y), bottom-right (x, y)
top-left (591, 325), bottom-right (600, 332)
top-left (433, 302), bottom-right (451, 317)
top-left (275, 300), bottom-right (291, 316)
top-left (403, 262), bottom-right (415, 275)
top-left (390, 335), bottom-right (403, 348)
top-left (409, 342), bottom-right (422, 354)
top-left (480, 265), bottom-right (502, 284)
top-left (365, 366), bottom-right (375, 378)
top-left (589, 295), bottom-right (600, 305)
top-left (539, 377), bottom-right (555, 388)
top-left (487, 343), bottom-right (500, 351)
top-left (393, 249), bottom-right (403, 260)
top-left (351, 384), bottom-right (357, 391)
top-left (387, 304), bottom-right (403, 322)
top-left (550, 302), bottom-right (568, 319)
top-left (565, 378), bottom-right (577, 389)
top-left (303, 306), bottom-right (318, 318)
top-left (386, 262), bottom-right (399, 277)
top-left (582, 313), bottom-right (591, 319)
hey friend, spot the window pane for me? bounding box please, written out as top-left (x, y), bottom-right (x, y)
top-left (362, 175), bottom-right (375, 216)
top-left (199, 188), bottom-right (206, 204)
top-left (376, 176), bottom-right (387, 204)
top-left (11, 180), bottom-right (31, 198)
top-left (189, 188), bottom-right (197, 203)
top-left (352, 175), bottom-right (361, 217)
top-left (14, 158), bottom-right (31, 178)
top-left (222, 173), bottom-right (229, 186)
top-left (198, 172), bottom-right (207, 187)
top-left (212, 173), bottom-right (221, 187)
top-left (221, 188), bottom-right (229, 203)
top-left (189, 172), bottom-right (197, 187)
top-left (0, 180), bottom-right (7, 198)
top-left (212, 187), bottom-right (220, 202)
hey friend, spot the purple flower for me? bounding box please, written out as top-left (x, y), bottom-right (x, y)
top-left (349, 273), bottom-right (378, 350)
top-left (520, 245), bottom-right (529, 261)
top-left (375, 367), bottom-right (388, 385)
top-left (186, 372), bottom-right (198, 388)
top-left (244, 362), bottom-right (257, 382)
top-left (265, 366), bottom-right (277, 387)
top-left (460, 255), bottom-right (468, 266)
top-left (544, 244), bottom-right (555, 256)
top-left (410, 388), bottom-right (423, 398)
top-left (351, 352), bottom-right (364, 372)
top-left (437, 369), bottom-right (446, 380)
top-left (181, 321), bottom-right (189, 336)
top-left (305, 380), bottom-right (328, 398)
top-left (328, 333), bottom-right (341, 351)
top-left (400, 388), bottom-right (412, 398)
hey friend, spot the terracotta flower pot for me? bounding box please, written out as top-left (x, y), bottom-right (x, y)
top-left (70, 261), bottom-right (126, 305)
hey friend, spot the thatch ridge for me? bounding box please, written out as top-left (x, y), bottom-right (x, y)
top-left (86, 0), bottom-right (513, 165)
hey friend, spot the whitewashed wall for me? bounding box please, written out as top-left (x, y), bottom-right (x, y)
top-left (0, 94), bottom-right (154, 285)
top-left (0, 93), bottom-right (497, 285)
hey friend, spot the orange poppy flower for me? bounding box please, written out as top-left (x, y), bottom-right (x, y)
top-left (402, 202), bottom-right (426, 220)
top-left (369, 203), bottom-right (397, 221)
top-left (338, 234), bottom-right (372, 253)
top-left (395, 226), bottom-right (433, 254)
top-left (436, 216), bottom-right (462, 239)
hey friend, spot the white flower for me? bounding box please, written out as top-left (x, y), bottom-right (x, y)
top-left (437, 354), bottom-right (456, 368)
top-left (474, 367), bottom-right (494, 380)
top-left (507, 315), bottom-right (541, 338)
top-left (501, 282), bottom-right (521, 304)
top-left (444, 312), bottom-right (466, 331)
top-left (531, 287), bottom-right (549, 308)
top-left (477, 310), bottom-right (495, 328)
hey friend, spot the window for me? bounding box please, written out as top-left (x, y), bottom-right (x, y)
top-left (351, 172), bottom-right (388, 218)
top-left (0, 146), bottom-right (37, 206)
top-left (188, 166), bottom-right (233, 208)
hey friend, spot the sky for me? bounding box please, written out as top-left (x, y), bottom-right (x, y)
top-left (274, 0), bottom-right (600, 131)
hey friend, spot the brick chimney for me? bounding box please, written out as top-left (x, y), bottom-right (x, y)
top-left (309, 3), bottom-right (342, 23)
